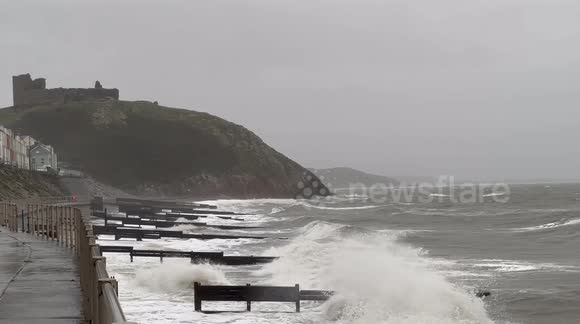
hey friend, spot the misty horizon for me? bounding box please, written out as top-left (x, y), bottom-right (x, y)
top-left (2, 0), bottom-right (579, 181)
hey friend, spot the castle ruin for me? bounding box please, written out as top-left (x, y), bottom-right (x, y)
top-left (12, 73), bottom-right (119, 107)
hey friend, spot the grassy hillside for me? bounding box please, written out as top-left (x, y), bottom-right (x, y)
top-left (0, 166), bottom-right (68, 200)
top-left (0, 100), bottom-right (327, 198)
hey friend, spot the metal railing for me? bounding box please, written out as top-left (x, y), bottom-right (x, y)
top-left (1, 202), bottom-right (135, 324)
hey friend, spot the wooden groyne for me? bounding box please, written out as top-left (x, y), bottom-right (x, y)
top-left (92, 225), bottom-right (268, 241)
top-left (92, 210), bottom-right (256, 229)
top-left (192, 282), bottom-right (491, 313)
top-left (0, 201), bottom-right (133, 324)
top-left (118, 204), bottom-right (246, 217)
top-left (116, 197), bottom-right (217, 209)
top-left (193, 283), bottom-right (334, 312)
top-left (99, 245), bottom-right (277, 265)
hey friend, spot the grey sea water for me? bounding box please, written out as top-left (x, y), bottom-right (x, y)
top-left (100, 183), bottom-right (580, 324)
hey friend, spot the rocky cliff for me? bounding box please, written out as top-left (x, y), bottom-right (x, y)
top-left (0, 100), bottom-right (328, 199)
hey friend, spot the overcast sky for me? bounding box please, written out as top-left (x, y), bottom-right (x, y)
top-left (1, 0), bottom-right (579, 180)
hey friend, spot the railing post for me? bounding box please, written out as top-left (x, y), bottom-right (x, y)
top-left (66, 207), bottom-right (71, 248)
top-left (42, 206), bottom-right (47, 240)
top-left (31, 205), bottom-right (35, 236)
top-left (52, 206), bottom-right (56, 241)
top-left (62, 207), bottom-right (67, 247)
top-left (50, 206), bottom-right (55, 240)
top-left (92, 255), bottom-right (106, 324)
top-left (32, 205), bottom-right (36, 236)
top-left (26, 206), bottom-right (30, 233)
top-left (57, 207), bottom-right (62, 245)
top-left (13, 205), bottom-right (18, 232)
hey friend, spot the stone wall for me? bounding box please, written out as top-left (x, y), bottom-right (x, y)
top-left (12, 74), bottom-right (119, 107)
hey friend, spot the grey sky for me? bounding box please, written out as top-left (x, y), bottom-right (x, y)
top-left (1, 0), bottom-right (579, 180)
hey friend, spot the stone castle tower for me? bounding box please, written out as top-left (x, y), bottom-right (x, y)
top-left (12, 74), bottom-right (119, 107)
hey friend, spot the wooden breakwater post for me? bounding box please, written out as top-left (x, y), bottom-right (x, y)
top-left (193, 283), bottom-right (334, 313)
top-left (99, 245), bottom-right (277, 265)
top-left (92, 225), bottom-right (268, 241)
top-left (90, 196), bottom-right (104, 212)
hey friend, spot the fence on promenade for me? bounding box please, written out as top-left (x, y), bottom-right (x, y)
top-left (0, 201), bottom-right (134, 324)
top-left (0, 202), bottom-right (18, 231)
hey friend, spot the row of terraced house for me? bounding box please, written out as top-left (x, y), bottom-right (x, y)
top-left (0, 125), bottom-right (58, 172)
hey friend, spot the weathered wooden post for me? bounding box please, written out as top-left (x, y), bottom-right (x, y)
top-left (26, 206), bottom-right (31, 233)
top-left (55, 206), bottom-right (59, 241)
top-left (52, 206), bottom-right (57, 240)
top-left (194, 282), bottom-right (202, 311)
top-left (246, 283), bottom-right (252, 312)
top-left (48, 207), bottom-right (53, 240)
top-left (67, 208), bottom-right (71, 246)
top-left (40, 206), bottom-right (45, 239)
top-left (33, 205), bottom-right (37, 235)
top-left (55, 207), bottom-right (60, 244)
top-left (59, 207), bottom-right (64, 245)
top-left (295, 284), bottom-right (300, 312)
top-left (63, 207), bottom-right (68, 248)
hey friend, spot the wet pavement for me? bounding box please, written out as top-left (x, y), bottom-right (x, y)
top-left (0, 229), bottom-right (83, 323)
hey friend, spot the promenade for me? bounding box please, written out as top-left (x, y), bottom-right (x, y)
top-left (0, 229), bottom-right (83, 324)
top-left (0, 200), bottom-right (130, 324)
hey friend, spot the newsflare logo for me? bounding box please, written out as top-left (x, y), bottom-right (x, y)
top-left (295, 171), bottom-right (331, 200)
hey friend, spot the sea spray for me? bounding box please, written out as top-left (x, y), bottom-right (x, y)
top-left (258, 221), bottom-right (494, 323)
top-left (134, 262), bottom-right (230, 294)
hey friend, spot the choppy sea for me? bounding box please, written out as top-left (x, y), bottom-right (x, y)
top-left (95, 183), bottom-right (580, 323)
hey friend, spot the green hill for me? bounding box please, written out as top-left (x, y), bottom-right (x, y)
top-left (0, 166), bottom-right (68, 200)
top-left (0, 100), bottom-right (328, 198)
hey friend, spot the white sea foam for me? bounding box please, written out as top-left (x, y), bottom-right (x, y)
top-left (134, 262), bottom-right (230, 293)
top-left (429, 193), bottom-right (450, 197)
top-left (196, 198), bottom-right (301, 215)
top-left (510, 218), bottom-right (580, 232)
top-left (270, 207), bottom-right (285, 214)
top-left (302, 204), bottom-right (384, 211)
top-left (482, 192), bottom-right (507, 197)
top-left (256, 221), bottom-right (494, 323)
top-left (469, 259), bottom-right (577, 273)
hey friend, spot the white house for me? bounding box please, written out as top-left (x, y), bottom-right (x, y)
top-left (29, 143), bottom-right (58, 171)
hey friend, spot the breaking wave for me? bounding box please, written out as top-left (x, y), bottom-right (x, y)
top-left (256, 221), bottom-right (493, 323)
top-left (134, 263), bottom-right (229, 293)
